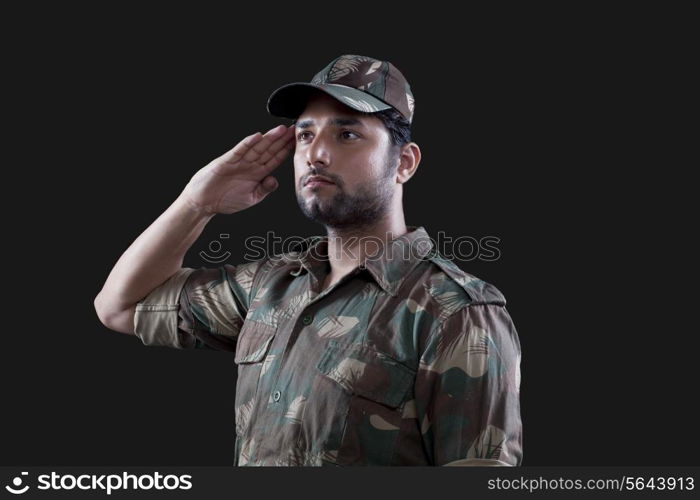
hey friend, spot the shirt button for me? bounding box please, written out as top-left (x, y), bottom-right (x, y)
top-left (302, 314), bottom-right (313, 325)
top-left (273, 390), bottom-right (281, 402)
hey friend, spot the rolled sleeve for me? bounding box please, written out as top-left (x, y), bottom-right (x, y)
top-left (415, 304), bottom-right (523, 466)
top-left (133, 260), bottom-right (265, 351)
top-left (134, 268), bottom-right (196, 348)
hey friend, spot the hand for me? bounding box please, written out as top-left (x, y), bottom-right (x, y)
top-left (180, 124), bottom-right (296, 215)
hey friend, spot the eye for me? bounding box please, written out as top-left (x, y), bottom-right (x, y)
top-left (341, 130), bottom-right (360, 140)
top-left (296, 130), bottom-right (360, 142)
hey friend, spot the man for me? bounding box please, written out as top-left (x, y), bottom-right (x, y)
top-left (94, 54), bottom-right (523, 466)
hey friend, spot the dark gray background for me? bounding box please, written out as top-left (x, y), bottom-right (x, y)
top-left (2, 6), bottom-right (695, 466)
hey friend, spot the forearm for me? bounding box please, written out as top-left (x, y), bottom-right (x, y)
top-left (95, 194), bottom-right (214, 316)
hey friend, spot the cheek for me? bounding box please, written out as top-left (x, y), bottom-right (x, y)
top-left (365, 148), bottom-right (390, 176)
top-left (292, 149), bottom-right (302, 169)
top-left (293, 150), bottom-right (305, 170)
top-left (293, 162), bottom-right (305, 188)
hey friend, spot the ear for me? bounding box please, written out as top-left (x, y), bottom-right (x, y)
top-left (395, 142), bottom-right (421, 184)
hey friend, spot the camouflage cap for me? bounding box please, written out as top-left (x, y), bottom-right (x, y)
top-left (267, 54), bottom-right (415, 124)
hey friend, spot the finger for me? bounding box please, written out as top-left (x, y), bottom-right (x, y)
top-left (241, 124), bottom-right (290, 163)
top-left (246, 125), bottom-right (294, 165)
top-left (259, 132), bottom-right (295, 169)
top-left (256, 126), bottom-right (296, 165)
top-left (218, 132), bottom-right (264, 164)
top-left (262, 136), bottom-right (296, 171)
top-left (253, 175), bottom-right (279, 202)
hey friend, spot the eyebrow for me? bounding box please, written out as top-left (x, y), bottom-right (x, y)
top-left (294, 117), bottom-right (366, 129)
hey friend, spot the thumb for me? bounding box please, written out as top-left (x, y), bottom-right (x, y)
top-left (254, 175), bottom-right (279, 200)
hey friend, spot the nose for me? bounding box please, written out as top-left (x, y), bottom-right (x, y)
top-left (305, 131), bottom-right (331, 168)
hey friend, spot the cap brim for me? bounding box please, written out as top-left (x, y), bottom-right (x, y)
top-left (266, 82), bottom-right (392, 120)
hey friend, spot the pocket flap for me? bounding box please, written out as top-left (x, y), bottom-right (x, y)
top-left (234, 320), bottom-right (276, 364)
top-left (316, 340), bottom-right (415, 408)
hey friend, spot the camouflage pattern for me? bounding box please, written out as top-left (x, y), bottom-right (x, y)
top-left (267, 54), bottom-right (415, 124)
top-left (134, 227), bottom-right (523, 466)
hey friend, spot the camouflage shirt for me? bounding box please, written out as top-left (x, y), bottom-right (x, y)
top-left (133, 226), bottom-right (523, 466)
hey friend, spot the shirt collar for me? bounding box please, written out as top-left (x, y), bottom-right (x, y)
top-left (287, 226), bottom-right (434, 297)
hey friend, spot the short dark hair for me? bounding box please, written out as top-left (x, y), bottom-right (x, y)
top-left (363, 107), bottom-right (412, 148)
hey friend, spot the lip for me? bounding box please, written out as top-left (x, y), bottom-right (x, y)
top-left (304, 175), bottom-right (335, 187)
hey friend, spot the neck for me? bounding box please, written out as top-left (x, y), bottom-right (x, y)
top-left (323, 211), bottom-right (408, 279)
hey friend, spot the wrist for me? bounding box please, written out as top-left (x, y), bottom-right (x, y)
top-left (173, 194), bottom-right (217, 223)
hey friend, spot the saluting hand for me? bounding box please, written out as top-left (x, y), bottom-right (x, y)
top-left (181, 124), bottom-right (296, 215)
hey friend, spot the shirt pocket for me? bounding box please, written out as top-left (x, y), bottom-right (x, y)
top-left (316, 339), bottom-right (416, 465)
top-left (234, 319), bottom-right (278, 438)
top-left (234, 319), bottom-right (277, 364)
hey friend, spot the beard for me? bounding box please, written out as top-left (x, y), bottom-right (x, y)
top-left (296, 156), bottom-right (397, 230)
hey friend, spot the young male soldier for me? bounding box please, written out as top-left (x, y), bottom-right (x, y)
top-left (95, 54), bottom-right (523, 466)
